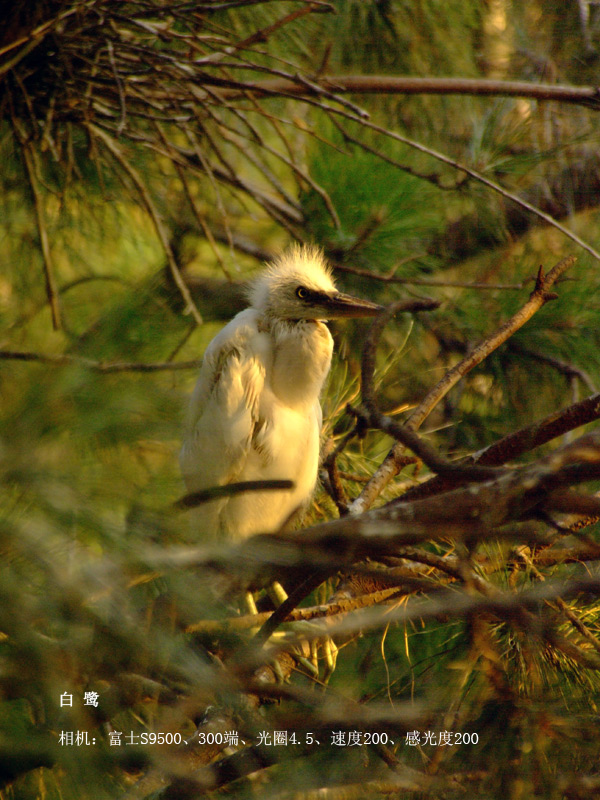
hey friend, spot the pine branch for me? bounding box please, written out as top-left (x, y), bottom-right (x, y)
top-left (397, 392), bottom-right (600, 504)
top-left (351, 257), bottom-right (577, 514)
top-left (224, 75), bottom-right (600, 110)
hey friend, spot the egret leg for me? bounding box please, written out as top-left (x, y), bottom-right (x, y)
top-left (244, 591), bottom-right (259, 616)
top-left (267, 581), bottom-right (288, 608)
top-left (320, 635), bottom-right (338, 684)
top-left (266, 582), bottom-right (337, 682)
top-left (264, 582), bottom-right (318, 678)
top-left (242, 589), bottom-right (290, 683)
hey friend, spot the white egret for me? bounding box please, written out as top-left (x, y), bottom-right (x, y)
top-left (180, 244), bottom-right (382, 541)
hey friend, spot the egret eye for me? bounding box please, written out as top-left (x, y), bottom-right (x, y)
top-left (296, 286), bottom-right (308, 299)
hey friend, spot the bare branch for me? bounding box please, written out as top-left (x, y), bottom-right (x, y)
top-left (410, 257), bottom-right (576, 430)
top-left (226, 74), bottom-right (600, 110)
top-left (350, 257), bottom-right (578, 513)
top-left (185, 586), bottom-right (401, 635)
top-left (265, 570), bottom-right (600, 656)
top-left (398, 392), bottom-right (600, 504)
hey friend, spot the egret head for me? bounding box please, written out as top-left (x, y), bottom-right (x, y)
top-left (250, 245), bottom-right (383, 321)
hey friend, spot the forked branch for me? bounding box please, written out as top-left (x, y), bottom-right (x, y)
top-left (351, 256), bottom-right (577, 513)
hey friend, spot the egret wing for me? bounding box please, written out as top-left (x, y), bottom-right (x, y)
top-left (180, 309), bottom-right (267, 493)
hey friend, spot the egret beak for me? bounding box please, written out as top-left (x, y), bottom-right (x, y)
top-left (324, 291), bottom-right (384, 318)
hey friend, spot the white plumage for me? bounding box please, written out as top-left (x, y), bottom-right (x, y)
top-left (180, 245), bottom-right (381, 540)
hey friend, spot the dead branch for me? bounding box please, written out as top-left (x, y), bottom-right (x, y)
top-left (185, 587), bottom-right (402, 635)
top-left (224, 432), bottom-right (600, 581)
top-left (263, 569), bottom-right (600, 658)
top-left (225, 75), bottom-right (600, 109)
top-left (397, 392), bottom-right (600, 504)
top-left (411, 258), bottom-right (576, 428)
top-left (356, 297), bottom-right (496, 482)
top-left (351, 256), bottom-right (577, 514)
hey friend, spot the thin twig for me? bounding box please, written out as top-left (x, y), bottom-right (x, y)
top-left (334, 260), bottom-right (526, 290)
top-left (0, 349), bottom-right (202, 373)
top-left (343, 115), bottom-right (600, 264)
top-left (19, 140), bottom-right (62, 330)
top-left (510, 341), bottom-right (597, 394)
top-left (89, 124), bottom-right (204, 325)
top-left (155, 121), bottom-right (233, 280)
